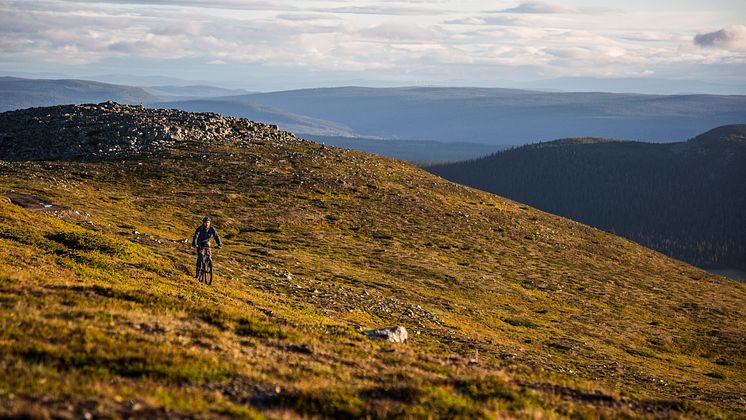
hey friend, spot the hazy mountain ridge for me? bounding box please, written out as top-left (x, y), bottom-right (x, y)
top-left (426, 125), bottom-right (746, 271)
top-left (0, 77), bottom-right (157, 112)
top-left (233, 87), bottom-right (746, 144)
top-left (520, 77), bottom-right (746, 96)
top-left (151, 99), bottom-right (357, 137)
top-left (142, 85), bottom-right (252, 100)
top-left (5, 77), bottom-right (746, 149)
top-left (0, 103), bottom-right (744, 417)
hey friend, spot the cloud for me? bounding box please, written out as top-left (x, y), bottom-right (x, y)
top-left (54, 0), bottom-right (296, 12)
top-left (49, 0), bottom-right (454, 16)
top-left (314, 5), bottom-right (452, 16)
top-left (499, 1), bottom-right (574, 14)
top-left (694, 25), bottom-right (746, 51)
top-left (444, 15), bottom-right (530, 27)
top-left (360, 23), bottom-right (440, 42)
top-left (151, 22), bottom-right (203, 37)
top-left (618, 31), bottom-right (688, 43)
top-left (492, 1), bottom-right (618, 15)
top-left (276, 13), bottom-right (339, 21)
top-left (443, 17), bottom-right (484, 25)
top-left (1, 0), bottom-right (744, 87)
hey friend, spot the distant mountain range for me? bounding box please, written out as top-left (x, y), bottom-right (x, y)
top-left (233, 87), bottom-right (746, 144)
top-left (0, 77), bottom-right (156, 111)
top-left (149, 99), bottom-right (357, 137)
top-left (519, 77), bottom-right (746, 96)
top-left (426, 125), bottom-right (746, 271)
top-left (3, 76), bottom-right (746, 161)
top-left (142, 85), bottom-right (252, 100)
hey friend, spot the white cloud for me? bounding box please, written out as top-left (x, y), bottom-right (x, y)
top-left (497, 1), bottom-right (575, 14)
top-left (444, 15), bottom-right (531, 27)
top-left (276, 13), bottom-right (339, 21)
top-left (492, 1), bottom-right (618, 15)
top-left (0, 1), bottom-right (744, 87)
top-left (360, 23), bottom-right (440, 42)
top-left (151, 22), bottom-right (203, 37)
top-left (312, 5), bottom-right (453, 16)
top-left (694, 25), bottom-right (746, 52)
top-left (54, 0), bottom-right (296, 12)
top-left (618, 31), bottom-right (688, 43)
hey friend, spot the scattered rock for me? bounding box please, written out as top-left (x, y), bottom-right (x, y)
top-left (714, 357), bottom-right (733, 366)
top-left (5, 191), bottom-right (66, 211)
top-left (0, 101), bottom-right (299, 161)
top-left (364, 326), bottom-right (409, 343)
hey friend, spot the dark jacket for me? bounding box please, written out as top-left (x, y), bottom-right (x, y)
top-left (193, 225), bottom-right (222, 248)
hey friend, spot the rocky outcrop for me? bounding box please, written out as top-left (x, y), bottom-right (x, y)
top-left (0, 101), bottom-right (299, 161)
top-left (364, 326), bottom-right (409, 343)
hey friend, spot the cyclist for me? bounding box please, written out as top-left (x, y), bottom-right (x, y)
top-left (193, 216), bottom-right (222, 277)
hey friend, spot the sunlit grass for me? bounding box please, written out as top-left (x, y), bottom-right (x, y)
top-left (0, 138), bottom-right (743, 417)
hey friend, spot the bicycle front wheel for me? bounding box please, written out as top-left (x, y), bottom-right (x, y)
top-left (205, 258), bottom-right (213, 285)
top-left (198, 255), bottom-right (207, 283)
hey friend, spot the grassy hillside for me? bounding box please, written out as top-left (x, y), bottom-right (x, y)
top-left (425, 125), bottom-right (746, 272)
top-left (309, 136), bottom-right (503, 163)
top-left (0, 105), bottom-right (744, 418)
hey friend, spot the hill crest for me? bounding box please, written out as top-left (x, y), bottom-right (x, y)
top-left (0, 101), bottom-right (297, 161)
top-left (690, 124), bottom-right (746, 143)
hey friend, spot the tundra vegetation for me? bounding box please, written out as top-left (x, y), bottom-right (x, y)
top-left (0, 104), bottom-right (743, 418)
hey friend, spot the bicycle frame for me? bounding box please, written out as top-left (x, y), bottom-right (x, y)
top-left (197, 246), bottom-right (214, 285)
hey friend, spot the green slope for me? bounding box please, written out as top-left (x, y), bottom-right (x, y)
top-left (0, 105), bottom-right (744, 418)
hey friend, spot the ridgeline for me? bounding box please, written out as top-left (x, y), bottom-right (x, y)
top-left (0, 103), bottom-right (744, 418)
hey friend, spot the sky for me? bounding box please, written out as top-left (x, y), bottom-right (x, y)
top-left (1, 0), bottom-right (745, 91)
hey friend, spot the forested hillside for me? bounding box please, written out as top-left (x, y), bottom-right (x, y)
top-left (426, 125), bottom-right (746, 271)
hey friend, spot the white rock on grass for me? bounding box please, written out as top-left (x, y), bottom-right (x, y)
top-left (364, 326), bottom-right (409, 343)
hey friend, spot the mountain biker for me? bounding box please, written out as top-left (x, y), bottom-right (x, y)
top-left (193, 216), bottom-right (222, 277)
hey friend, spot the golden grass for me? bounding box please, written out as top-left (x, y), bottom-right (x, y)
top-left (0, 138), bottom-right (743, 418)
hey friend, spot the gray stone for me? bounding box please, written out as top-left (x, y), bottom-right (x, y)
top-left (0, 101), bottom-right (300, 162)
top-left (365, 326), bottom-right (409, 343)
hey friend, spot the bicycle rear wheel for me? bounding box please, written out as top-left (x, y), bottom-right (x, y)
top-left (198, 254), bottom-right (207, 283)
top-left (205, 258), bottom-right (213, 285)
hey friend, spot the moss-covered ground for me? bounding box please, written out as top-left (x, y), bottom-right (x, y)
top-left (0, 137), bottom-right (743, 418)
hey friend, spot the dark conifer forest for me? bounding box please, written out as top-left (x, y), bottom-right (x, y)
top-left (426, 125), bottom-right (746, 271)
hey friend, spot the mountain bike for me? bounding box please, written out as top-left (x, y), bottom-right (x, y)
top-left (197, 246), bottom-right (214, 285)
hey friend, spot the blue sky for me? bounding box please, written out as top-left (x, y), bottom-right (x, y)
top-left (1, 0), bottom-right (745, 90)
